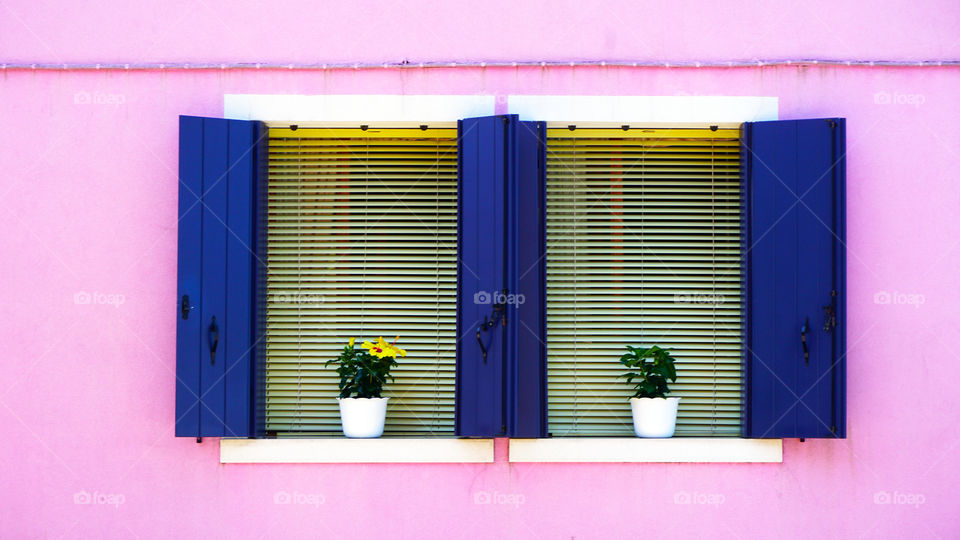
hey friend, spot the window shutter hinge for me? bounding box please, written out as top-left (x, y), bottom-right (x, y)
top-left (827, 119), bottom-right (837, 129)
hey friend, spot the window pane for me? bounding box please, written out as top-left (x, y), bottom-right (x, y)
top-left (545, 127), bottom-right (742, 437)
top-left (264, 127), bottom-right (458, 436)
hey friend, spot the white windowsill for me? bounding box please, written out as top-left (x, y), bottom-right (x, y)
top-left (220, 438), bottom-right (495, 464)
top-left (508, 438), bottom-right (783, 463)
top-left (220, 437), bottom-right (781, 464)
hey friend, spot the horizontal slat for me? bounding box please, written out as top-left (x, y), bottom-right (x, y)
top-left (269, 127), bottom-right (458, 138)
top-left (546, 128), bottom-right (738, 139)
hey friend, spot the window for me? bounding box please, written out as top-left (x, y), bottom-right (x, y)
top-left (175, 114), bottom-right (846, 444)
top-left (545, 126), bottom-right (742, 437)
top-left (263, 126), bottom-right (459, 436)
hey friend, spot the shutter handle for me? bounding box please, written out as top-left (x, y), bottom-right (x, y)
top-left (476, 324), bottom-right (488, 364)
top-left (800, 317), bottom-right (810, 364)
top-left (475, 289), bottom-right (510, 364)
top-left (208, 316), bottom-right (219, 365)
top-left (181, 295), bottom-right (191, 319)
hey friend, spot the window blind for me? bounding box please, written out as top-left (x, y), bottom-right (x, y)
top-left (264, 126), bottom-right (458, 436)
top-left (545, 126), bottom-right (742, 437)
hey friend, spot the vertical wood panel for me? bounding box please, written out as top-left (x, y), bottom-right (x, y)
top-left (175, 116), bottom-right (204, 437)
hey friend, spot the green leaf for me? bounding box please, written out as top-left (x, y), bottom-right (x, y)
top-left (619, 343), bottom-right (678, 397)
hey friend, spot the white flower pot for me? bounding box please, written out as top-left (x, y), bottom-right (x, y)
top-left (337, 397), bottom-right (389, 438)
top-left (630, 397), bottom-right (681, 438)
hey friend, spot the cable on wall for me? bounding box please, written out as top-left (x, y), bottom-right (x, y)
top-left (1, 59), bottom-right (958, 71)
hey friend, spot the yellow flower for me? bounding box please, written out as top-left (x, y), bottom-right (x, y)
top-left (362, 338), bottom-right (388, 358)
top-left (359, 336), bottom-right (406, 359)
top-left (387, 336), bottom-right (406, 357)
top-left (374, 337), bottom-right (393, 359)
top-left (348, 337), bottom-right (355, 347)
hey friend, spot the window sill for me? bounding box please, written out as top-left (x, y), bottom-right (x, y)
top-left (508, 438), bottom-right (782, 463)
top-left (219, 437), bottom-right (495, 464)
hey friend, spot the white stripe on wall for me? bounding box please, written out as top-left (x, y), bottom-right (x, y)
top-left (508, 95), bottom-right (778, 123)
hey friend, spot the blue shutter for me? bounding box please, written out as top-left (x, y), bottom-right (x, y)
top-left (456, 115), bottom-right (548, 438)
top-left (742, 118), bottom-right (846, 439)
top-left (506, 120), bottom-right (548, 437)
top-left (175, 116), bottom-right (265, 439)
top-left (456, 115), bottom-right (508, 437)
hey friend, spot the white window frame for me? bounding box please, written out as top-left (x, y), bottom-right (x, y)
top-left (219, 93), bottom-right (782, 464)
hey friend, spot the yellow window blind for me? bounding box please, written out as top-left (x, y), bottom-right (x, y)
top-left (545, 126), bottom-right (743, 437)
top-left (264, 126), bottom-right (458, 436)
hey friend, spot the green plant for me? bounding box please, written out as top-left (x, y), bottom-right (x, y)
top-left (618, 345), bottom-right (678, 399)
top-left (325, 337), bottom-right (405, 398)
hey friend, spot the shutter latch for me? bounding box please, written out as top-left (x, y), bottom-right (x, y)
top-left (181, 295), bottom-right (191, 319)
top-left (208, 316), bottom-right (219, 365)
top-left (823, 290), bottom-right (838, 332)
top-left (800, 317), bottom-right (810, 364)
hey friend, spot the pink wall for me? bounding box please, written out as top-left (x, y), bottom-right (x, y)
top-left (1, 0), bottom-right (959, 63)
top-left (2, 2), bottom-right (960, 538)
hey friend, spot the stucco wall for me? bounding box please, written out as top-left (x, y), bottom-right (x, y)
top-left (2, 2), bottom-right (959, 538)
top-left (2, 0), bottom-right (958, 63)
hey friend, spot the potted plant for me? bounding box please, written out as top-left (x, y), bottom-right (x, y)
top-left (325, 336), bottom-right (405, 438)
top-left (619, 345), bottom-right (681, 438)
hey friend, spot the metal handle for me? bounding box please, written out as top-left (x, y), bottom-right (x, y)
top-left (800, 317), bottom-right (810, 364)
top-left (476, 324), bottom-right (488, 363)
top-left (475, 289), bottom-right (510, 363)
top-left (208, 316), bottom-right (219, 365)
top-left (181, 295), bottom-right (191, 319)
